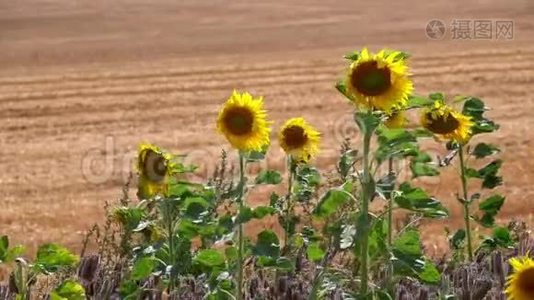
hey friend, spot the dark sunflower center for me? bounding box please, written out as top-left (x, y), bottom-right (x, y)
top-left (283, 126), bottom-right (308, 149)
top-left (223, 107), bottom-right (254, 136)
top-left (143, 150), bottom-right (167, 182)
top-left (518, 268), bottom-right (534, 293)
top-left (425, 112), bottom-right (460, 134)
top-left (351, 61), bottom-right (391, 96)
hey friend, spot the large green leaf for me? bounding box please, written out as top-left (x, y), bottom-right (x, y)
top-left (194, 249), bottom-right (225, 268)
top-left (183, 197), bottom-right (210, 219)
top-left (253, 230), bottom-right (280, 259)
top-left (112, 207), bottom-right (146, 231)
top-left (255, 170), bottom-right (282, 185)
top-left (50, 280), bottom-right (86, 300)
top-left (472, 143), bottom-right (500, 159)
top-left (394, 183), bottom-right (448, 218)
top-left (407, 95), bottom-right (434, 108)
top-left (480, 226), bottom-right (515, 251)
top-left (131, 257), bottom-right (156, 280)
top-left (313, 184), bottom-right (352, 218)
top-left (35, 243), bottom-right (79, 273)
top-left (462, 97), bottom-right (499, 135)
top-left (0, 236), bottom-right (8, 263)
top-left (477, 194), bottom-right (505, 228)
top-left (377, 128), bottom-right (416, 148)
top-left (306, 242), bottom-right (325, 262)
top-left (465, 159), bottom-right (503, 189)
top-left (354, 112), bottom-right (380, 135)
top-left (392, 230), bottom-right (441, 284)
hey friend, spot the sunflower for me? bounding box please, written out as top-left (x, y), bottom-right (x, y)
top-left (278, 117), bottom-right (320, 163)
top-left (217, 90), bottom-right (271, 152)
top-left (137, 143), bottom-right (173, 199)
top-left (345, 48), bottom-right (413, 112)
top-left (506, 256), bottom-right (534, 300)
top-left (384, 110), bottom-right (408, 129)
top-left (420, 101), bottom-right (473, 144)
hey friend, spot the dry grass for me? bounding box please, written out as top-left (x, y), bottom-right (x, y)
top-left (1, 0), bottom-right (534, 255)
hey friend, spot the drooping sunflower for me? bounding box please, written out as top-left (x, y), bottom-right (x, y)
top-left (420, 101), bottom-right (473, 144)
top-left (384, 110), bottom-right (408, 129)
top-left (278, 117), bottom-right (320, 163)
top-left (506, 256), bottom-right (534, 300)
top-left (217, 90), bottom-right (271, 152)
top-left (345, 48), bottom-right (413, 112)
top-left (137, 143), bottom-right (173, 199)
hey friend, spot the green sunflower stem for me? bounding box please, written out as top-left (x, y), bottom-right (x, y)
top-left (386, 157), bottom-right (395, 290)
top-left (236, 152), bottom-right (246, 300)
top-left (359, 126), bottom-right (373, 295)
top-left (283, 156), bottom-right (296, 253)
top-left (458, 144), bottom-right (474, 261)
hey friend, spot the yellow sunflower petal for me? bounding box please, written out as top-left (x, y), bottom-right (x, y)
top-left (278, 117), bottom-right (320, 163)
top-left (137, 142), bottom-right (172, 199)
top-left (506, 256), bottom-right (534, 300)
top-left (384, 110), bottom-right (408, 129)
top-left (217, 90), bottom-right (271, 152)
top-left (345, 48), bottom-right (413, 113)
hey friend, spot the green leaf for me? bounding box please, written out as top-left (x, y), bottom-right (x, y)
top-left (394, 183), bottom-right (448, 218)
top-left (35, 243), bottom-right (79, 273)
top-left (392, 230), bottom-right (440, 284)
top-left (253, 230), bottom-right (280, 258)
top-left (477, 195), bottom-right (505, 228)
top-left (0, 236), bottom-right (8, 262)
top-left (462, 97), bottom-right (500, 135)
top-left (472, 143), bottom-right (500, 159)
top-left (6, 245), bottom-right (25, 262)
top-left (410, 161), bottom-right (440, 178)
top-left (246, 146), bottom-right (268, 162)
top-left (354, 112), bottom-right (380, 135)
top-left (406, 95), bottom-right (434, 108)
top-left (183, 197), bottom-right (210, 219)
top-left (50, 280), bottom-right (86, 300)
top-left (393, 230), bottom-right (422, 257)
top-left (418, 259), bottom-right (441, 284)
top-left (462, 97), bottom-right (486, 119)
top-left (112, 207), bottom-right (146, 231)
top-left (131, 257), bottom-right (156, 280)
top-left (429, 92), bottom-right (445, 101)
top-left (275, 257), bottom-right (294, 272)
top-left (313, 186), bottom-right (351, 218)
top-left (344, 50), bottom-right (360, 61)
top-left (492, 226), bottom-right (514, 247)
top-left (306, 242), bottom-right (325, 262)
top-left (255, 170), bottom-right (282, 185)
top-left (252, 206), bottom-right (276, 219)
top-left (236, 206), bottom-right (253, 224)
top-left (480, 226), bottom-right (515, 251)
top-left (194, 249), bottom-right (225, 268)
top-left (377, 128), bottom-right (416, 147)
top-left (119, 280), bottom-right (140, 300)
top-left (450, 229), bottom-right (466, 250)
top-left (465, 160), bottom-right (503, 189)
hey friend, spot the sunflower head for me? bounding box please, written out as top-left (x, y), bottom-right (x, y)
top-left (278, 117), bottom-right (320, 163)
top-left (506, 256), bottom-right (534, 300)
top-left (384, 110), bottom-right (408, 129)
top-left (420, 101), bottom-right (473, 144)
top-left (137, 143), bottom-right (172, 199)
top-left (217, 90), bottom-right (271, 152)
top-left (345, 48), bottom-right (413, 112)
